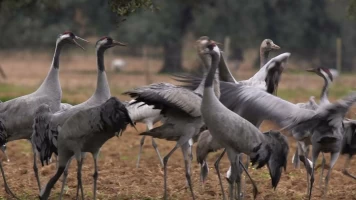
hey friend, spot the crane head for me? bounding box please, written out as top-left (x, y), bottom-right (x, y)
top-left (306, 67), bottom-right (336, 82)
top-left (58, 31), bottom-right (88, 50)
top-left (261, 39), bottom-right (280, 52)
top-left (96, 36), bottom-right (126, 50)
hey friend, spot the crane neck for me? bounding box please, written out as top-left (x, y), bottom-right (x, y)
top-left (204, 50), bottom-right (220, 89)
top-left (36, 40), bottom-right (64, 94)
top-left (320, 75), bottom-right (330, 105)
top-left (218, 51), bottom-right (237, 83)
top-left (52, 41), bottom-right (64, 69)
top-left (97, 48), bottom-right (106, 72)
top-left (195, 53), bottom-right (220, 98)
top-left (93, 48), bottom-right (111, 99)
top-left (260, 49), bottom-right (269, 68)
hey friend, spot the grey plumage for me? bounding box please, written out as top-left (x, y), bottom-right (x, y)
top-left (185, 49), bottom-right (356, 199)
top-left (340, 119), bottom-right (356, 179)
top-left (292, 67), bottom-right (336, 170)
top-left (195, 53), bottom-right (290, 185)
top-left (124, 100), bottom-right (165, 168)
top-left (0, 32), bottom-right (86, 196)
top-left (282, 92), bottom-right (356, 200)
top-left (124, 36), bottom-right (222, 200)
top-left (33, 36), bottom-right (124, 198)
top-left (200, 41), bottom-right (288, 200)
top-left (39, 97), bottom-right (134, 200)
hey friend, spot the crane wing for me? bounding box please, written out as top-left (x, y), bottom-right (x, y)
top-left (123, 83), bottom-right (202, 117)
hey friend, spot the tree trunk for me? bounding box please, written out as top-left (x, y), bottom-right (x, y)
top-left (159, 5), bottom-right (192, 73)
top-left (160, 39), bottom-right (184, 73)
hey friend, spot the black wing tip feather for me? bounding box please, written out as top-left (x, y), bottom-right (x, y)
top-left (250, 130), bottom-right (289, 189)
top-left (101, 97), bottom-right (136, 134)
top-left (32, 106), bottom-right (56, 166)
top-left (173, 73), bottom-right (202, 90)
top-left (265, 130), bottom-right (289, 189)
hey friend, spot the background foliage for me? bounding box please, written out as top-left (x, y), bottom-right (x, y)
top-left (0, 0), bottom-right (356, 72)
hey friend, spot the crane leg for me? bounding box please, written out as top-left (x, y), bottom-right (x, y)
top-left (136, 135), bottom-right (146, 168)
top-left (151, 137), bottom-right (164, 167)
top-left (240, 154), bottom-right (250, 199)
top-left (93, 151), bottom-right (99, 200)
top-left (59, 157), bottom-right (73, 199)
top-left (308, 149), bottom-right (320, 200)
top-left (39, 166), bottom-right (65, 200)
top-left (305, 151), bottom-right (310, 195)
top-left (163, 143), bottom-right (180, 200)
top-left (226, 150), bottom-right (239, 200)
top-left (228, 160), bottom-right (238, 200)
top-left (0, 160), bottom-right (17, 199)
top-left (214, 148), bottom-right (226, 200)
top-left (319, 153), bottom-right (326, 188)
top-left (239, 159), bottom-right (258, 199)
top-left (298, 141), bottom-right (310, 195)
top-left (181, 142), bottom-right (195, 200)
top-left (342, 155), bottom-right (356, 179)
top-left (0, 144), bottom-right (9, 162)
top-left (75, 157), bottom-right (85, 200)
top-left (322, 152), bottom-right (339, 199)
top-left (236, 155), bottom-right (242, 200)
top-left (292, 149), bottom-right (299, 169)
top-left (40, 151), bottom-right (73, 200)
top-left (31, 142), bottom-right (41, 192)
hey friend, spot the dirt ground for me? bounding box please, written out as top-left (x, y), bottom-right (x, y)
top-left (0, 123), bottom-right (356, 200)
top-left (0, 50), bottom-right (355, 199)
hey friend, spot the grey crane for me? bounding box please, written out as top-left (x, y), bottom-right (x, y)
top-left (179, 52), bottom-right (289, 191)
top-left (0, 101), bottom-right (9, 163)
top-left (283, 92), bottom-right (356, 200)
top-left (39, 97), bottom-right (135, 200)
top-left (290, 67), bottom-right (339, 192)
top-left (0, 31), bottom-right (86, 197)
top-left (200, 39), bottom-right (289, 200)
top-left (124, 100), bottom-right (165, 168)
top-left (2, 102), bottom-right (73, 164)
top-left (291, 67), bottom-right (336, 193)
top-left (340, 118), bottom-right (356, 179)
top-left (32, 36), bottom-right (125, 197)
top-left (123, 36), bottom-right (223, 200)
top-left (181, 57), bottom-right (356, 199)
top-left (295, 68), bottom-right (356, 190)
top-left (259, 39), bottom-right (280, 68)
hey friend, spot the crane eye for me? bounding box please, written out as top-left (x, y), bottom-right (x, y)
top-left (266, 41), bottom-right (270, 45)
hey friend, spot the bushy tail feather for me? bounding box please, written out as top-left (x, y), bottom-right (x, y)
top-left (265, 131), bottom-right (289, 189)
top-left (100, 97), bottom-right (136, 134)
top-left (31, 104), bottom-right (54, 166)
top-left (250, 130), bottom-right (289, 189)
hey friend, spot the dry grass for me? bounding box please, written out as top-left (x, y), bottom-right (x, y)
top-left (0, 50), bottom-right (355, 199)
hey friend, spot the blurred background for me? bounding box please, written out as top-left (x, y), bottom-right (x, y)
top-left (1, 0), bottom-right (356, 72)
top-left (0, 0), bottom-right (355, 103)
top-left (0, 1), bottom-right (356, 199)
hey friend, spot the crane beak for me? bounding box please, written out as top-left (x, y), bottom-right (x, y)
top-left (113, 40), bottom-right (127, 46)
top-left (72, 39), bottom-right (86, 50)
top-left (305, 68), bottom-right (316, 73)
top-left (271, 43), bottom-right (280, 50)
top-left (75, 36), bottom-right (89, 43)
top-left (211, 40), bottom-right (222, 46)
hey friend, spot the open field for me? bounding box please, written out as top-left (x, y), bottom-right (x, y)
top-left (0, 51), bottom-right (355, 199)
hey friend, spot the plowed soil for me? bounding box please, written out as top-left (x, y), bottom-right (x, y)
top-left (0, 51), bottom-right (355, 200)
top-left (0, 122), bottom-right (356, 200)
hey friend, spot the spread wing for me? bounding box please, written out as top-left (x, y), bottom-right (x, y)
top-left (123, 82), bottom-right (202, 117)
